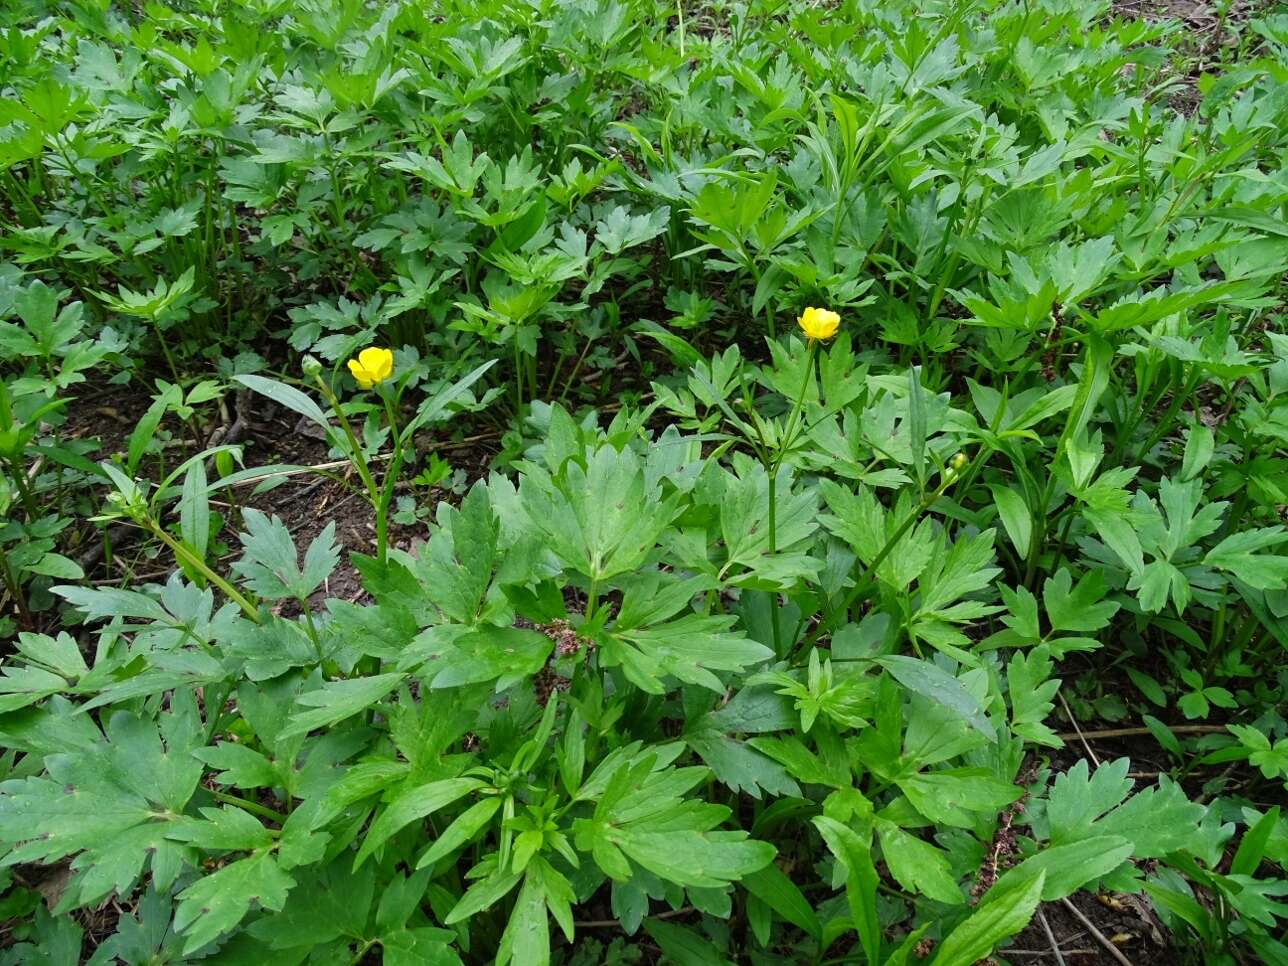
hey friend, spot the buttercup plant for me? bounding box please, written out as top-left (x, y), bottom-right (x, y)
top-left (236, 351), bottom-right (493, 565)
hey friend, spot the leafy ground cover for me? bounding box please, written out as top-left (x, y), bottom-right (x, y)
top-left (1, 0), bottom-right (1287, 963)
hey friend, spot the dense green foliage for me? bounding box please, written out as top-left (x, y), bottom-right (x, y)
top-left (1, 0), bottom-right (1287, 963)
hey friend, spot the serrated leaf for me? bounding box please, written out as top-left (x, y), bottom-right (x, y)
top-left (603, 613), bottom-right (773, 695)
top-left (173, 851), bottom-right (295, 954)
top-left (279, 672), bottom-right (405, 739)
top-left (877, 656), bottom-right (994, 738)
top-left (876, 820), bottom-right (961, 903)
top-left (355, 778), bottom-right (482, 868)
top-left (231, 510), bottom-right (339, 601)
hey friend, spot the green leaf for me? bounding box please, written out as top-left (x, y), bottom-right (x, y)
top-left (1232, 806), bottom-right (1281, 877)
top-left (1203, 528), bottom-right (1288, 591)
top-left (231, 509), bottom-right (339, 601)
top-left (813, 816), bottom-right (880, 966)
top-left (355, 778), bottom-right (482, 868)
top-left (416, 798), bottom-right (502, 870)
top-left (0, 713), bottom-right (200, 905)
top-left (248, 860), bottom-right (374, 951)
top-left (931, 870), bottom-right (1045, 966)
top-left (180, 459), bottom-right (210, 564)
top-left (877, 656), bottom-right (993, 738)
top-left (496, 870), bottom-right (549, 966)
top-left (518, 443), bottom-right (681, 582)
top-left (1006, 646), bottom-right (1062, 748)
top-left (127, 386), bottom-right (179, 474)
top-left (741, 862), bottom-right (821, 940)
top-left (278, 672), bottom-right (405, 739)
top-left (644, 918), bottom-right (734, 966)
top-left (899, 769), bottom-right (1022, 828)
top-left (996, 837), bottom-right (1133, 901)
top-left (875, 819), bottom-right (961, 904)
top-left (1180, 424), bottom-right (1214, 481)
top-left (686, 730), bottom-right (800, 800)
top-left (406, 625), bottom-right (554, 689)
top-left (412, 482), bottom-right (500, 623)
top-left (380, 927), bottom-right (464, 966)
top-left (988, 484), bottom-right (1031, 559)
top-left (573, 755), bottom-right (774, 889)
top-left (173, 851), bottom-right (295, 954)
top-left (1043, 568), bottom-right (1119, 633)
top-left (445, 869), bottom-right (523, 925)
top-left (1046, 758), bottom-right (1206, 857)
top-left (405, 360), bottom-right (497, 436)
top-left (234, 374), bottom-right (329, 430)
top-left (604, 613), bottom-right (773, 695)
top-left (24, 553), bottom-right (83, 580)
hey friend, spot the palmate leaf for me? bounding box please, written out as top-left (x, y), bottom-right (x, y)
top-left (711, 459), bottom-right (821, 588)
top-left (572, 753), bottom-right (774, 889)
top-left (412, 482), bottom-right (501, 624)
top-left (1042, 567), bottom-right (1119, 633)
top-left (247, 859), bottom-right (374, 951)
top-left (231, 509), bottom-right (339, 602)
top-left (875, 819), bottom-right (961, 904)
top-left (518, 444), bottom-right (682, 583)
top-left (172, 851), bottom-right (295, 955)
top-left (1006, 646), bottom-right (1062, 748)
top-left (601, 613), bottom-right (772, 694)
top-left (1044, 758), bottom-right (1206, 858)
top-left (401, 625), bottom-right (553, 689)
top-left (0, 712), bottom-right (201, 907)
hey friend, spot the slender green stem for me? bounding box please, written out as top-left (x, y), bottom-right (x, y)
top-left (768, 340), bottom-right (819, 554)
top-left (301, 606), bottom-right (324, 662)
top-left (149, 522), bottom-right (260, 621)
top-left (8, 457), bottom-right (38, 517)
top-left (315, 375), bottom-right (380, 511)
top-left (152, 318), bottom-right (182, 385)
top-left (371, 390), bottom-right (408, 564)
top-left (767, 471), bottom-right (778, 558)
top-left (209, 788), bottom-right (288, 824)
top-left (0, 545), bottom-right (31, 627)
top-left (513, 337), bottom-right (524, 414)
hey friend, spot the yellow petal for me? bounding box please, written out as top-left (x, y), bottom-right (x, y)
top-left (356, 346), bottom-right (394, 384)
top-left (797, 306), bottom-right (840, 341)
top-left (346, 357), bottom-right (374, 389)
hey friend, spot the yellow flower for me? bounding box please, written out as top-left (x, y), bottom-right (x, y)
top-left (347, 347), bottom-right (394, 389)
top-left (797, 306), bottom-right (840, 342)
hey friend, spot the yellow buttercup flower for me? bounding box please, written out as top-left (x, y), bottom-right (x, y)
top-left (797, 306), bottom-right (840, 342)
top-left (347, 347), bottom-right (394, 389)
